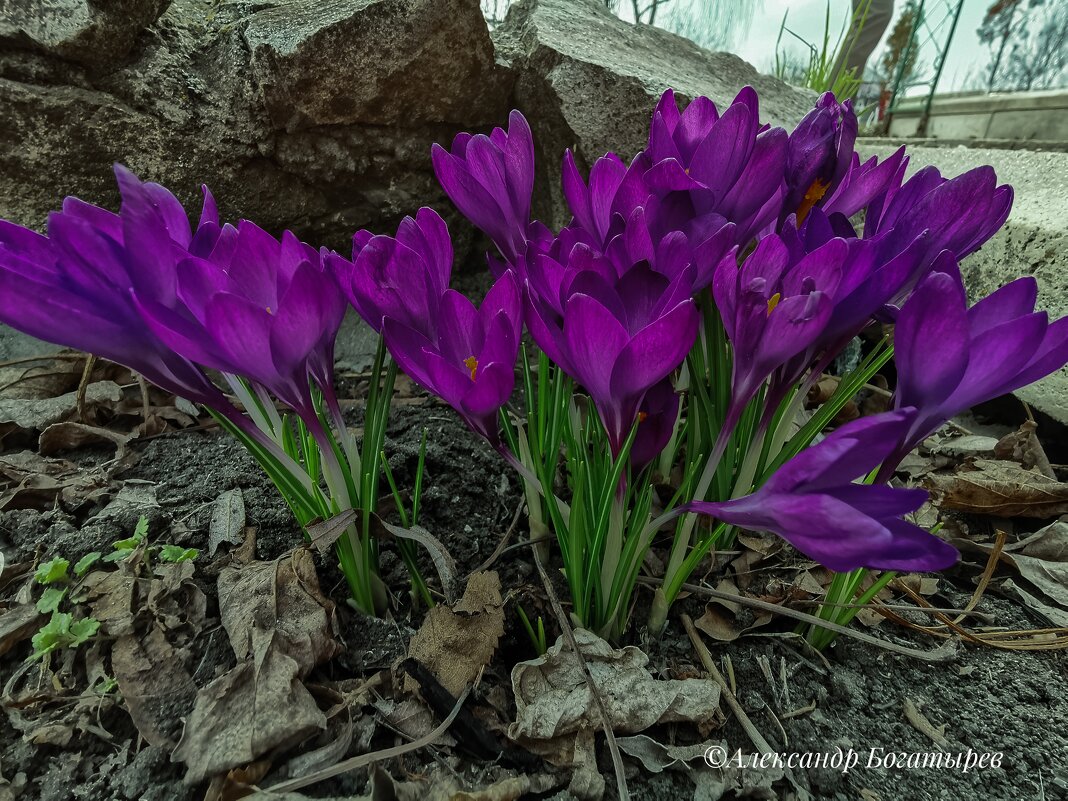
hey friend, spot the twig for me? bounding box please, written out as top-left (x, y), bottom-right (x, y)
top-left (255, 688), bottom-right (470, 795)
top-left (76, 354), bottom-right (97, 422)
top-left (683, 614), bottom-right (774, 755)
top-left (903, 698), bottom-right (948, 749)
top-left (532, 549), bottom-right (630, 801)
top-left (638, 577), bottom-right (959, 661)
top-left (467, 499), bottom-right (528, 577)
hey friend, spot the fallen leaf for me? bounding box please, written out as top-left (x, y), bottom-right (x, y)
top-left (0, 604), bottom-right (44, 657)
top-left (616, 734), bottom-right (721, 773)
top-left (952, 520), bottom-right (1068, 626)
top-left (362, 765), bottom-right (560, 801)
top-left (172, 550), bottom-right (338, 784)
top-left (0, 452), bottom-right (112, 511)
top-left (0, 381), bottom-right (122, 437)
top-left (928, 434), bottom-right (999, 460)
top-left (217, 550), bottom-right (337, 672)
top-left (927, 459), bottom-right (1068, 518)
top-left (994, 420), bottom-right (1055, 479)
top-left (509, 628), bottom-right (720, 741)
top-left (693, 604), bottom-right (773, 643)
top-left (38, 422), bottom-right (132, 458)
top-left (209, 489), bottom-right (246, 556)
top-left (112, 626), bottom-right (197, 748)
top-left (406, 571), bottom-right (504, 698)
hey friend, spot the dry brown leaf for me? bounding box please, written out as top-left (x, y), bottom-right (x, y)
top-left (38, 422), bottom-right (132, 458)
top-left (0, 452), bottom-right (112, 511)
top-left (994, 420), bottom-right (1055, 479)
top-left (209, 489), bottom-right (247, 556)
top-left (0, 604), bottom-right (44, 657)
top-left (406, 571), bottom-right (504, 698)
top-left (172, 549), bottom-right (338, 784)
top-left (928, 434), bottom-right (999, 460)
top-left (616, 734), bottom-right (720, 773)
top-left (82, 570), bottom-right (138, 637)
top-left (147, 560), bottom-right (207, 635)
top-left (927, 459), bottom-right (1068, 518)
top-left (0, 381), bottom-right (123, 437)
top-left (509, 630), bottom-right (721, 801)
top-left (112, 626), bottom-right (197, 748)
top-left (509, 628), bottom-right (720, 741)
top-left (693, 604), bottom-right (773, 643)
top-left (217, 550), bottom-right (337, 672)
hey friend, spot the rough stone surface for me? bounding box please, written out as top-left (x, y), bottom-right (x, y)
top-left (0, 0), bottom-right (171, 69)
top-left (0, 0), bottom-right (817, 247)
top-left (0, 0), bottom-right (510, 248)
top-left (493, 0), bottom-right (816, 225)
top-left (860, 141), bottom-right (1068, 424)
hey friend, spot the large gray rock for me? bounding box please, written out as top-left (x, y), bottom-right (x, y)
top-left (0, 0), bottom-right (510, 248)
top-left (859, 142), bottom-right (1068, 424)
top-left (0, 0), bottom-right (170, 69)
top-left (493, 0), bottom-right (816, 224)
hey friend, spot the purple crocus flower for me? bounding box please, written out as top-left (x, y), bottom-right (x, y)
top-left (820, 146), bottom-right (908, 221)
top-left (684, 411), bottom-right (960, 572)
top-left (526, 257), bottom-right (699, 456)
top-left (134, 216), bottom-right (347, 416)
top-left (383, 271), bottom-right (522, 445)
top-left (327, 208), bottom-right (452, 337)
top-left (864, 165), bottom-right (1012, 271)
top-left (711, 233), bottom-right (845, 438)
top-left (432, 110), bottom-right (535, 265)
top-left (759, 208), bottom-right (931, 420)
top-left (561, 150), bottom-right (650, 249)
top-left (0, 165), bottom-right (228, 408)
top-left (781, 92), bottom-right (858, 226)
top-left (642, 87), bottom-right (788, 247)
top-left (630, 377), bottom-right (680, 472)
top-left (884, 263), bottom-right (1068, 474)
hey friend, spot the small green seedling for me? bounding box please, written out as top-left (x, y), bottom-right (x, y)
top-left (28, 515), bottom-right (198, 662)
top-left (30, 613), bottom-right (100, 661)
top-left (517, 604), bottom-right (548, 656)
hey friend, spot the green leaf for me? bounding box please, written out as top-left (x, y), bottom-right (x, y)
top-left (34, 558), bottom-right (70, 585)
top-left (158, 545), bottom-right (198, 563)
top-left (103, 550), bottom-right (131, 563)
top-left (68, 617), bottom-right (100, 644)
top-left (112, 515), bottom-right (150, 551)
top-left (30, 613), bottom-right (101, 660)
top-left (36, 587), bottom-right (67, 614)
top-left (31, 612), bottom-right (72, 658)
top-left (74, 552), bottom-right (102, 576)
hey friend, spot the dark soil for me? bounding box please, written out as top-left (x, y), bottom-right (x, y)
top-left (2, 395), bottom-right (1067, 801)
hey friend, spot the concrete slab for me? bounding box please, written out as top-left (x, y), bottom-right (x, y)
top-left (859, 143), bottom-right (1068, 423)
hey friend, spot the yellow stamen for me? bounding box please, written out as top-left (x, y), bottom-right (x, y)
top-left (463, 355), bottom-right (478, 380)
top-left (266, 306), bottom-right (273, 315)
top-left (766, 292), bottom-right (781, 316)
top-left (638, 411), bottom-right (649, 423)
top-left (796, 178), bottom-right (830, 224)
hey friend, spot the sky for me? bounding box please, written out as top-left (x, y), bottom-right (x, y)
top-left (728, 0), bottom-right (1001, 95)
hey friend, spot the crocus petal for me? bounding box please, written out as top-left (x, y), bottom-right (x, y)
top-left (563, 293), bottom-right (631, 401)
top-left (893, 271), bottom-right (970, 410)
top-left (610, 300), bottom-right (698, 397)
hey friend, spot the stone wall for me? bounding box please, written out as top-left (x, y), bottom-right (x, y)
top-left (0, 0), bottom-right (814, 252)
top-left (860, 141), bottom-right (1068, 424)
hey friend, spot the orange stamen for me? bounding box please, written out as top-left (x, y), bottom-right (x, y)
top-left (463, 355), bottom-right (478, 380)
top-left (796, 178), bottom-right (830, 224)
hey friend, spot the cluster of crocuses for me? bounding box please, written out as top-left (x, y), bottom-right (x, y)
top-left (2, 88), bottom-right (1066, 643)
